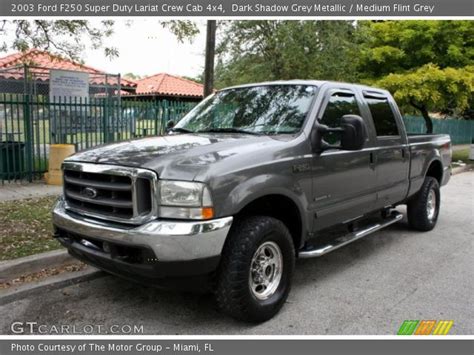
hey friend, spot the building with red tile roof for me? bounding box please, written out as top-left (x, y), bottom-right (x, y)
top-left (0, 50), bottom-right (204, 101)
top-left (0, 49), bottom-right (136, 94)
top-left (128, 73), bottom-right (204, 101)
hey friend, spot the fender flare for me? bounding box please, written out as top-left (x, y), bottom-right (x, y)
top-left (221, 174), bottom-right (310, 243)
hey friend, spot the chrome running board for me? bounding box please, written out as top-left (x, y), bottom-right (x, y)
top-left (299, 211), bottom-right (403, 259)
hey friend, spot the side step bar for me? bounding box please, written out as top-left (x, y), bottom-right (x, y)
top-left (299, 211), bottom-right (403, 259)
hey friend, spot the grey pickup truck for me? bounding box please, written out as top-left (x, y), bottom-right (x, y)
top-left (53, 81), bottom-right (451, 322)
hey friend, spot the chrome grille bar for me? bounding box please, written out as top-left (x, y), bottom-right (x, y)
top-left (65, 190), bottom-right (134, 209)
top-left (64, 175), bottom-right (132, 191)
top-left (62, 162), bottom-right (158, 225)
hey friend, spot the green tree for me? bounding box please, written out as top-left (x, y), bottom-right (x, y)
top-left (378, 65), bottom-right (474, 132)
top-left (215, 21), bottom-right (358, 88)
top-left (358, 20), bottom-right (474, 132)
top-left (123, 73), bottom-right (142, 80)
top-left (0, 20), bottom-right (117, 61)
top-left (0, 20), bottom-right (199, 62)
top-left (160, 20), bottom-right (199, 43)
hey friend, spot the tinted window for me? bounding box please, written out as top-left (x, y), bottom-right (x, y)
top-left (366, 98), bottom-right (400, 136)
top-left (175, 85), bottom-right (316, 135)
top-left (320, 93), bottom-right (361, 145)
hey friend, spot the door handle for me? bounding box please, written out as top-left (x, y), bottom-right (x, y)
top-left (369, 152), bottom-right (375, 168)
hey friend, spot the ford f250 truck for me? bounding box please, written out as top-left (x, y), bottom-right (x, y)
top-left (53, 81), bottom-right (451, 322)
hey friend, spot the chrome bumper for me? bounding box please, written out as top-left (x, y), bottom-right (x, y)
top-left (52, 199), bottom-right (233, 262)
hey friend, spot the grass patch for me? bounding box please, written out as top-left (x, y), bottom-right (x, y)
top-left (0, 196), bottom-right (62, 261)
top-left (452, 148), bottom-right (471, 164)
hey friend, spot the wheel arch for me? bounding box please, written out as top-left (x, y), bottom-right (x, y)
top-left (234, 193), bottom-right (305, 250)
top-left (425, 158), bottom-right (443, 184)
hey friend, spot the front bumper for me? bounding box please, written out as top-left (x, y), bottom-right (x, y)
top-left (52, 199), bottom-right (233, 281)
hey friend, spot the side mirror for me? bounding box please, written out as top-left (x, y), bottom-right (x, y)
top-left (339, 115), bottom-right (367, 150)
top-left (312, 114), bottom-right (367, 152)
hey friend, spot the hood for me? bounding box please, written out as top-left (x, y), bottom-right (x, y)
top-left (66, 133), bottom-right (293, 181)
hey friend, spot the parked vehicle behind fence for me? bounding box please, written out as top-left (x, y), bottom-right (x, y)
top-left (52, 81), bottom-right (451, 322)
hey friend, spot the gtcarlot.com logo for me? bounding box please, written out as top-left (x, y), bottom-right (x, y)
top-left (10, 322), bottom-right (144, 334)
top-left (397, 320), bottom-right (454, 335)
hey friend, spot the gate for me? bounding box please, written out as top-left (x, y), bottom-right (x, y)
top-left (0, 93), bottom-right (195, 183)
top-left (0, 64), bottom-right (122, 182)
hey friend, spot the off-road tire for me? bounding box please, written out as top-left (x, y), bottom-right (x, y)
top-left (215, 216), bottom-right (295, 323)
top-left (407, 176), bottom-right (440, 231)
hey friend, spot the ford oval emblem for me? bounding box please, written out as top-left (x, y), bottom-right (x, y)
top-left (82, 187), bottom-right (98, 199)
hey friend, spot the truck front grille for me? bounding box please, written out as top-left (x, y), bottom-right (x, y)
top-left (63, 162), bottom-right (157, 224)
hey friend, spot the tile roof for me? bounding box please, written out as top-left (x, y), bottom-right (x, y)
top-left (134, 73), bottom-right (204, 98)
top-left (0, 49), bottom-right (136, 88)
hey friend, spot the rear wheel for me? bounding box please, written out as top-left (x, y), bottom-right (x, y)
top-left (407, 176), bottom-right (440, 231)
top-left (215, 216), bottom-right (295, 323)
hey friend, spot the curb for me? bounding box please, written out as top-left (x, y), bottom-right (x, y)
top-left (0, 183), bottom-right (62, 202)
top-left (0, 249), bottom-right (74, 282)
top-left (0, 267), bottom-right (105, 306)
top-left (452, 164), bottom-right (472, 175)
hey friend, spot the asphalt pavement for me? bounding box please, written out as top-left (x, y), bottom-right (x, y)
top-left (1, 172), bottom-right (473, 335)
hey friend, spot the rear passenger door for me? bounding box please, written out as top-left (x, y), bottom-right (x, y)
top-left (363, 92), bottom-right (410, 208)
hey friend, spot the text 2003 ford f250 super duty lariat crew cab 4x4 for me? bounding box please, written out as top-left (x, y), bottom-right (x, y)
top-left (52, 81), bottom-right (451, 322)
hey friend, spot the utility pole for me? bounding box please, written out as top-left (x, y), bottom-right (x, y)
top-left (203, 20), bottom-right (216, 97)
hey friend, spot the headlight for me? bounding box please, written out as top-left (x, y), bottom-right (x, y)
top-left (158, 181), bottom-right (214, 220)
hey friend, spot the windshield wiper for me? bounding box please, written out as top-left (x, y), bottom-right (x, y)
top-left (197, 127), bottom-right (262, 135)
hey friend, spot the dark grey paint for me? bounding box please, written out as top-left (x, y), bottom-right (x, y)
top-left (65, 81), bottom-right (451, 246)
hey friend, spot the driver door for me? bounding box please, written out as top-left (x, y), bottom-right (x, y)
top-left (311, 88), bottom-right (377, 231)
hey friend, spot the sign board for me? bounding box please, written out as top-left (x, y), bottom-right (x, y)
top-left (49, 69), bottom-right (89, 101)
top-left (49, 69), bottom-right (91, 142)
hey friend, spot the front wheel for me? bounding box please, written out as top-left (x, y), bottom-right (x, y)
top-left (407, 176), bottom-right (440, 231)
top-left (215, 216), bottom-right (295, 323)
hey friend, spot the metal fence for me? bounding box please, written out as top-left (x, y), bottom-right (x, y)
top-left (0, 64), bottom-right (123, 97)
top-left (0, 94), bottom-right (195, 182)
top-left (403, 116), bottom-right (474, 145)
top-left (1, 96), bottom-right (471, 183)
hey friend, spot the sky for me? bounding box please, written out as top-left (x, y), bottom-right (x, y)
top-left (3, 19), bottom-right (207, 79)
top-left (85, 20), bottom-right (207, 79)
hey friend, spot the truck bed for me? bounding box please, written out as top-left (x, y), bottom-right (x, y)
top-left (407, 133), bottom-right (451, 145)
top-left (406, 133), bottom-right (452, 198)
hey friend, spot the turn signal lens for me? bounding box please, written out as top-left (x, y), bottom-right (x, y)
top-left (202, 207), bottom-right (214, 220)
top-left (159, 206), bottom-right (215, 220)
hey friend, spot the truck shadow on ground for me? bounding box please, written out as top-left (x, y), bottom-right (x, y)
top-left (76, 218), bottom-right (416, 330)
top-left (293, 218), bottom-right (413, 287)
top-left (2, 218), bottom-right (419, 334)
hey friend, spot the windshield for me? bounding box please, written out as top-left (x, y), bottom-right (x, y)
top-left (174, 85), bottom-right (317, 135)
